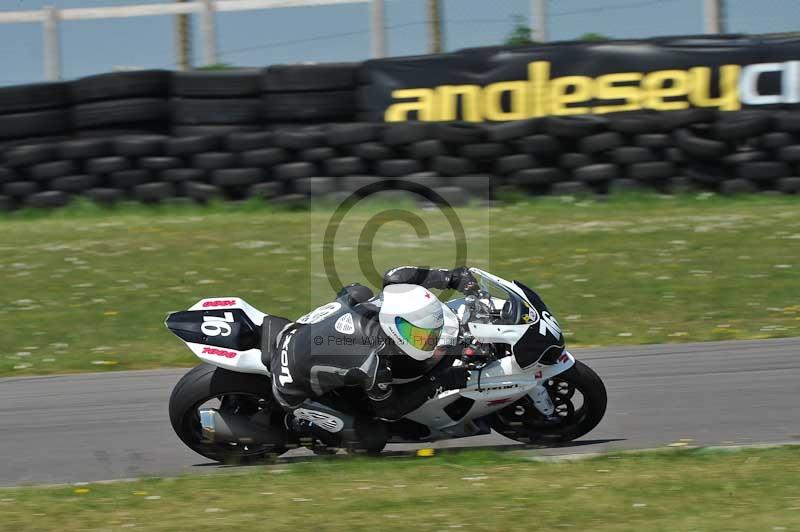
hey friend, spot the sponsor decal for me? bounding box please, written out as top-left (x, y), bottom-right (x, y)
top-left (278, 329), bottom-right (296, 386)
top-left (535, 370), bottom-right (543, 379)
top-left (384, 59), bottom-right (800, 122)
top-left (487, 398), bottom-right (512, 406)
top-left (296, 302), bottom-right (342, 325)
top-left (558, 352), bottom-right (569, 364)
top-left (538, 310), bottom-right (562, 338)
top-left (201, 346), bottom-right (237, 359)
top-left (202, 299), bottom-right (237, 308)
top-left (334, 313), bottom-right (355, 335)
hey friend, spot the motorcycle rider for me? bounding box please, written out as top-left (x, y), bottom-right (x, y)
top-left (270, 266), bottom-right (480, 443)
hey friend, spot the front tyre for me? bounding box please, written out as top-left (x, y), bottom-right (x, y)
top-left (169, 364), bottom-right (287, 464)
top-left (489, 360), bottom-right (607, 445)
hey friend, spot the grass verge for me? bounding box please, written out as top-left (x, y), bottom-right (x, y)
top-left (1, 192), bottom-right (799, 376)
top-left (3, 447), bottom-right (800, 531)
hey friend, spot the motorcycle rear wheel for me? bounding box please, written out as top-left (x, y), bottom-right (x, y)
top-left (489, 360), bottom-right (607, 445)
top-left (169, 363), bottom-right (287, 464)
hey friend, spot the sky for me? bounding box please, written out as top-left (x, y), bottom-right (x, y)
top-left (0, 0), bottom-right (798, 86)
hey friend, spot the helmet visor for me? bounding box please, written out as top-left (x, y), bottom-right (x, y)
top-left (395, 316), bottom-right (442, 352)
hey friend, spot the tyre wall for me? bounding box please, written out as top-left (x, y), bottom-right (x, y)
top-left (1, 40), bottom-right (800, 209)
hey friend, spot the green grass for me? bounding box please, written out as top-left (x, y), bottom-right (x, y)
top-left (1, 192), bottom-right (799, 376)
top-left (3, 447), bottom-right (800, 531)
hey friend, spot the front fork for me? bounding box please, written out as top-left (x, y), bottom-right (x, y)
top-left (528, 350), bottom-right (575, 416)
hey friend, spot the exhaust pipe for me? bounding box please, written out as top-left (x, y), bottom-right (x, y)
top-left (199, 408), bottom-right (286, 446)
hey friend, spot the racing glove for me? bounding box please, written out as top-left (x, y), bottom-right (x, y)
top-left (431, 366), bottom-right (470, 393)
top-left (448, 267), bottom-right (480, 296)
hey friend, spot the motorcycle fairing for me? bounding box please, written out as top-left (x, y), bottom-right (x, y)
top-left (165, 297), bottom-right (270, 375)
top-left (403, 350), bottom-right (575, 435)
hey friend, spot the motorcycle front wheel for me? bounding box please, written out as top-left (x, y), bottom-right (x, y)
top-left (489, 360), bottom-right (607, 445)
top-left (169, 364), bottom-right (287, 464)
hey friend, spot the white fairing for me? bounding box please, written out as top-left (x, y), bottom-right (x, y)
top-left (404, 351), bottom-right (575, 434)
top-left (186, 297), bottom-right (270, 376)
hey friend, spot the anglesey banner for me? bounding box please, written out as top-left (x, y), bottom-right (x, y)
top-left (360, 36), bottom-right (800, 122)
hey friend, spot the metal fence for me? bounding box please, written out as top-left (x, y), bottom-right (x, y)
top-left (0, 0), bottom-right (775, 83)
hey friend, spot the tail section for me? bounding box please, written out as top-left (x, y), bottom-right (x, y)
top-left (165, 297), bottom-right (271, 375)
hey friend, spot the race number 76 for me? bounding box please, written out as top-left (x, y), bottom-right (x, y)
top-left (202, 312), bottom-right (234, 337)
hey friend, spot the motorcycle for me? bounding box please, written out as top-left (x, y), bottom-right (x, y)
top-left (166, 268), bottom-right (607, 462)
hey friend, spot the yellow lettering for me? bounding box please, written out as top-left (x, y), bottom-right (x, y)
top-left (642, 70), bottom-right (690, 111)
top-left (528, 61), bottom-right (551, 118)
top-left (593, 72), bottom-right (644, 114)
top-left (484, 81), bottom-right (528, 121)
top-left (435, 85), bottom-right (483, 122)
top-left (385, 89), bottom-right (436, 122)
top-left (688, 65), bottom-right (742, 111)
top-left (549, 76), bottom-right (593, 115)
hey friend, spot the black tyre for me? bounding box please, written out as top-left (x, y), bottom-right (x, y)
top-left (627, 161), bottom-right (676, 182)
top-left (325, 123), bottom-right (379, 146)
top-left (72, 98), bottom-right (168, 129)
top-left (610, 146), bottom-right (657, 165)
top-left (460, 142), bottom-right (509, 160)
top-left (169, 364), bottom-right (286, 464)
top-left (264, 91), bottom-right (356, 122)
top-left (262, 63), bottom-right (358, 92)
top-left (300, 147), bottom-right (336, 163)
top-left (515, 134), bottom-right (561, 156)
top-left (487, 118), bottom-right (540, 142)
top-left (559, 152), bottom-right (594, 169)
top-left (166, 135), bottom-right (221, 156)
top-left (325, 156), bottom-right (365, 177)
top-left (607, 112), bottom-right (662, 135)
top-left (171, 69), bottom-right (261, 98)
top-left (4, 144), bottom-right (56, 167)
top-left (490, 360), bottom-right (607, 444)
top-left (161, 168), bottom-right (206, 183)
top-left (760, 132), bottom-right (795, 150)
top-left (71, 70), bottom-right (170, 103)
top-left (573, 163), bottom-right (619, 184)
top-left (736, 161), bottom-right (790, 182)
top-left (408, 139), bottom-right (445, 160)
top-left (434, 122), bottom-right (486, 145)
top-left (109, 169), bottom-right (152, 189)
top-left (133, 182), bottom-right (176, 203)
top-left (274, 129), bottom-right (323, 150)
top-left (274, 162), bottom-right (316, 181)
top-left (510, 167), bottom-right (564, 187)
top-left (171, 98), bottom-right (262, 125)
top-left (674, 129), bottom-right (728, 160)
top-left (2, 181), bottom-right (39, 198)
top-left (778, 145), bottom-right (800, 163)
top-left (776, 111), bottom-right (800, 133)
top-left (634, 133), bottom-right (671, 149)
top-left (239, 147), bottom-right (288, 168)
top-left (433, 155), bottom-right (476, 177)
top-left (226, 131), bottom-right (273, 153)
top-left (87, 156), bottom-right (131, 175)
top-left (26, 190), bottom-right (71, 209)
top-left (193, 152), bottom-right (236, 171)
top-left (84, 187), bottom-right (124, 205)
top-left (545, 115), bottom-right (605, 138)
top-left (0, 82), bottom-right (69, 113)
top-left (376, 158), bottom-right (421, 178)
top-left (579, 131), bottom-right (624, 154)
top-left (713, 111), bottom-right (771, 141)
top-left (50, 174), bottom-right (98, 193)
top-left (58, 138), bottom-right (110, 160)
top-left (211, 168), bottom-right (265, 187)
top-left (0, 110), bottom-right (69, 140)
top-left (383, 122), bottom-right (430, 146)
top-left (494, 154), bottom-right (536, 175)
top-left (139, 156), bottom-right (182, 172)
top-left (351, 142), bottom-right (395, 160)
top-left (114, 135), bottom-right (166, 157)
top-left (30, 160), bottom-right (77, 182)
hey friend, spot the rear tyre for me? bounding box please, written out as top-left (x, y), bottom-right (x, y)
top-left (169, 364), bottom-right (287, 464)
top-left (489, 360), bottom-right (607, 445)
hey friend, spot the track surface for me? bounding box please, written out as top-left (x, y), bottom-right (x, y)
top-left (1, 338), bottom-right (798, 487)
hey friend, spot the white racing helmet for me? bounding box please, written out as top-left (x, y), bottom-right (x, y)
top-left (379, 284), bottom-right (445, 361)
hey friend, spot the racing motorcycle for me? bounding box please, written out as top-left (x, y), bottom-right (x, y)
top-left (166, 268), bottom-right (607, 462)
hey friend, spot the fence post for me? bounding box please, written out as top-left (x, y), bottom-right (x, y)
top-left (531, 0), bottom-right (548, 43)
top-left (370, 0), bottom-right (386, 58)
top-left (201, 0), bottom-right (218, 66)
top-left (43, 6), bottom-right (62, 81)
top-left (705, 0), bottom-right (724, 34)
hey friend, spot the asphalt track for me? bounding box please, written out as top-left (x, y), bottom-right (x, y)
top-left (1, 338), bottom-right (798, 487)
